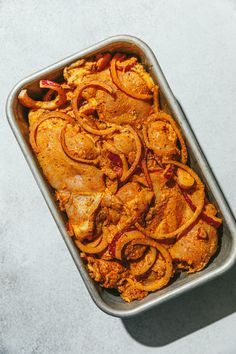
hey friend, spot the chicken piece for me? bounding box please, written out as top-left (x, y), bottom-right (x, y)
top-left (170, 218), bottom-right (218, 273)
top-left (101, 192), bottom-right (123, 210)
top-left (132, 62), bottom-right (155, 90)
top-left (57, 191), bottom-right (102, 240)
top-left (83, 255), bottom-right (125, 288)
top-left (116, 182), bottom-right (142, 203)
top-left (95, 69), bottom-right (152, 125)
top-left (28, 108), bottom-right (49, 125)
top-left (29, 115), bottom-right (105, 240)
top-left (154, 191), bottom-right (187, 235)
top-left (84, 250), bottom-right (148, 301)
top-left (124, 243), bottom-right (146, 260)
top-left (101, 183), bottom-right (154, 244)
top-left (101, 127), bottom-right (138, 168)
top-left (137, 252), bottom-right (169, 284)
top-left (97, 192), bottom-right (124, 227)
top-left (117, 248), bottom-right (171, 302)
top-left (118, 283), bottom-right (148, 303)
top-left (31, 117), bottom-right (104, 191)
top-left (63, 58), bottom-right (95, 85)
top-left (63, 123), bottom-right (100, 160)
top-left (147, 120), bottom-right (178, 158)
top-left (64, 61), bottom-right (152, 125)
top-left (113, 130), bottom-right (136, 155)
top-left (116, 184), bottom-right (154, 229)
top-left (146, 172), bottom-right (191, 235)
top-left (176, 168), bottom-right (195, 190)
top-left (124, 189), bottom-right (154, 222)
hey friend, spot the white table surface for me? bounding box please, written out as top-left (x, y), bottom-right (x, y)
top-left (1, 1), bottom-right (236, 353)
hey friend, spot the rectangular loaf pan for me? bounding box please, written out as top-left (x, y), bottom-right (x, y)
top-left (6, 35), bottom-right (236, 318)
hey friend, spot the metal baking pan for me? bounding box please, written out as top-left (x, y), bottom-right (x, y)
top-left (6, 35), bottom-right (236, 318)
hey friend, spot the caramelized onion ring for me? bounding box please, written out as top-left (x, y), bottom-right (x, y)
top-left (29, 112), bottom-right (72, 153)
top-left (72, 81), bottom-right (118, 135)
top-left (18, 80), bottom-right (67, 110)
top-left (60, 123), bottom-right (99, 165)
top-left (120, 126), bottom-right (142, 182)
top-left (75, 235), bottom-right (108, 254)
top-left (110, 54), bottom-right (153, 100)
top-left (127, 238), bottom-right (173, 292)
top-left (152, 160), bottom-right (205, 239)
top-left (143, 112), bottom-right (188, 164)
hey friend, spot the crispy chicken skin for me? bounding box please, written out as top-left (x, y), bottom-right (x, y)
top-left (19, 52), bottom-right (222, 303)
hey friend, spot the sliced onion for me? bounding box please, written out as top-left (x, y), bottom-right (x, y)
top-left (79, 98), bottom-right (97, 115)
top-left (43, 88), bottom-right (55, 101)
top-left (135, 222), bottom-right (148, 235)
top-left (29, 112), bottom-right (71, 153)
top-left (112, 230), bottom-right (145, 260)
top-left (162, 164), bottom-right (174, 180)
top-left (119, 153), bottom-right (129, 177)
top-left (130, 246), bottom-right (157, 276)
top-left (83, 235), bottom-right (102, 248)
top-left (116, 56), bottom-right (138, 71)
top-left (141, 154), bottom-right (152, 189)
top-left (108, 227), bottom-right (135, 258)
top-left (127, 238), bottom-right (173, 292)
top-left (144, 112), bottom-right (188, 164)
top-left (72, 80), bottom-right (114, 106)
top-left (151, 160), bottom-right (205, 239)
top-left (182, 190), bottom-right (222, 228)
top-left (18, 80), bottom-right (67, 110)
top-left (72, 81), bottom-right (118, 135)
top-left (176, 168), bottom-right (195, 189)
top-left (110, 53), bottom-right (153, 100)
top-left (76, 114), bottom-right (119, 136)
top-left (75, 235), bottom-right (108, 254)
top-left (153, 85), bottom-right (159, 113)
top-left (120, 125), bottom-right (142, 182)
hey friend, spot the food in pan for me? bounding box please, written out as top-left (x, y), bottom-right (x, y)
top-left (18, 52), bottom-right (222, 302)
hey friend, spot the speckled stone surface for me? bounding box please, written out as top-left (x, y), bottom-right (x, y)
top-left (1, 1), bottom-right (236, 353)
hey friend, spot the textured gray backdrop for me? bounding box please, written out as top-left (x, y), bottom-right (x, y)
top-left (1, 0), bottom-right (236, 353)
